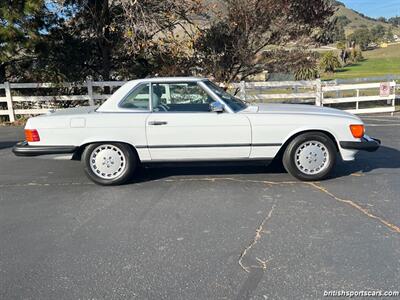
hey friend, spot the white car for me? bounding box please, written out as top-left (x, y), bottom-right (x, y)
top-left (13, 77), bottom-right (380, 185)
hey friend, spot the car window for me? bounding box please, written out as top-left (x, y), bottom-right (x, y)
top-left (119, 84), bottom-right (150, 110)
top-left (203, 80), bottom-right (247, 112)
top-left (151, 82), bottom-right (214, 112)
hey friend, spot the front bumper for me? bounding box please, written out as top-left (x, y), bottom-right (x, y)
top-left (12, 141), bottom-right (78, 157)
top-left (340, 135), bottom-right (381, 152)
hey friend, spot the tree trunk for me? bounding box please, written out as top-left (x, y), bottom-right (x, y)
top-left (0, 63), bottom-right (6, 83)
top-left (89, 0), bottom-right (112, 94)
top-left (93, 0), bottom-right (112, 81)
top-left (100, 37), bottom-right (111, 82)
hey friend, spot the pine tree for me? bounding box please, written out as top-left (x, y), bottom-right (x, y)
top-left (0, 0), bottom-right (46, 81)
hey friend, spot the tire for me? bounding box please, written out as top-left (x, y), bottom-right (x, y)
top-left (282, 132), bottom-right (336, 181)
top-left (82, 142), bottom-right (137, 185)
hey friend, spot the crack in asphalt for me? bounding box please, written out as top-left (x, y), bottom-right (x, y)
top-left (0, 182), bottom-right (95, 188)
top-left (306, 182), bottom-right (400, 234)
top-left (164, 177), bottom-right (399, 234)
top-left (164, 176), bottom-right (400, 275)
top-left (163, 177), bottom-right (299, 185)
top-left (238, 205), bottom-right (275, 273)
top-left (5, 175), bottom-right (397, 277)
top-left (3, 176), bottom-right (398, 234)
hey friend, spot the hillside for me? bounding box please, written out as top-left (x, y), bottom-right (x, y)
top-left (333, 2), bottom-right (400, 36)
top-left (200, 1), bottom-right (400, 37)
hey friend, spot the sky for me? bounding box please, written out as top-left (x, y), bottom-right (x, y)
top-left (340, 0), bottom-right (400, 18)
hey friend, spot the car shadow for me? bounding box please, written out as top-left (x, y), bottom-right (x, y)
top-left (0, 141), bottom-right (17, 150)
top-left (129, 145), bottom-right (400, 184)
top-left (331, 145), bottom-right (400, 178)
top-left (131, 163), bottom-right (272, 184)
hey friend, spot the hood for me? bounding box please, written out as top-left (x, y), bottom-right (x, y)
top-left (242, 103), bottom-right (361, 121)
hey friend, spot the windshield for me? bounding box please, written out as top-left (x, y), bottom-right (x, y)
top-left (203, 81), bottom-right (247, 112)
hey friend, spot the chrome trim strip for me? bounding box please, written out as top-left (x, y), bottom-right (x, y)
top-left (135, 143), bottom-right (282, 149)
top-left (143, 158), bottom-right (273, 163)
top-left (252, 143), bottom-right (282, 147)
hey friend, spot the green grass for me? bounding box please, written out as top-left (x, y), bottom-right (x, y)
top-left (322, 44), bottom-right (400, 80)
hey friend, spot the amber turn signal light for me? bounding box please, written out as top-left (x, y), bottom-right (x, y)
top-left (349, 124), bottom-right (364, 138)
top-left (25, 129), bottom-right (40, 142)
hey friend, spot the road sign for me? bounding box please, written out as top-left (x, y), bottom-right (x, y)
top-left (379, 82), bottom-right (390, 97)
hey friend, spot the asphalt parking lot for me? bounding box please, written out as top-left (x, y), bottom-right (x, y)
top-left (1, 114), bottom-right (399, 299)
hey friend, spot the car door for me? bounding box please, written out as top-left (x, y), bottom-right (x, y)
top-left (145, 81), bottom-right (251, 161)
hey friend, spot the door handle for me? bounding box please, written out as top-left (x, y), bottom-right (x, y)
top-left (148, 121), bottom-right (168, 126)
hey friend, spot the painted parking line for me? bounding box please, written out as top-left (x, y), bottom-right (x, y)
top-left (362, 114), bottom-right (400, 118)
top-left (365, 124), bottom-right (400, 127)
top-left (362, 118), bottom-right (400, 123)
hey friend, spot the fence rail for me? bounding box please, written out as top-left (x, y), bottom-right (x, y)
top-left (0, 80), bottom-right (126, 122)
top-left (234, 79), bottom-right (397, 115)
top-left (0, 79), bottom-right (398, 122)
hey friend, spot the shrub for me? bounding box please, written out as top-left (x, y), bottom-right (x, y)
top-left (294, 67), bottom-right (319, 80)
top-left (349, 47), bottom-right (364, 63)
top-left (319, 51), bottom-right (341, 73)
top-left (336, 41), bottom-right (346, 50)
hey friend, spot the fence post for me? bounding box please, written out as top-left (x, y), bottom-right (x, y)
top-left (315, 79), bottom-right (322, 106)
top-left (392, 81), bottom-right (396, 115)
top-left (356, 89), bottom-right (360, 111)
top-left (87, 79), bottom-right (94, 106)
top-left (335, 79), bottom-right (340, 99)
top-left (4, 82), bottom-right (15, 123)
top-left (239, 81), bottom-right (246, 101)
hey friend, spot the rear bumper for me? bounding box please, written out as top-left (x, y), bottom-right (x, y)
top-left (340, 135), bottom-right (381, 152)
top-left (13, 141), bottom-right (78, 157)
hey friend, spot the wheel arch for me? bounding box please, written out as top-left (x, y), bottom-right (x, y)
top-left (72, 141), bottom-right (140, 161)
top-left (275, 129), bottom-right (340, 160)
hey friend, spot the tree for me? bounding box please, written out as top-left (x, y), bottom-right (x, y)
top-left (5, 0), bottom-right (125, 82)
top-left (348, 28), bottom-right (372, 50)
top-left (116, 0), bottom-right (204, 77)
top-left (319, 51), bottom-right (341, 73)
top-left (33, 0), bottom-right (204, 81)
top-left (370, 25), bottom-right (386, 42)
top-left (317, 16), bottom-right (346, 44)
top-left (1, 0), bottom-right (335, 84)
top-left (349, 46), bottom-right (363, 63)
top-left (377, 17), bottom-right (387, 23)
top-left (0, 0), bottom-right (48, 81)
top-left (386, 26), bottom-right (395, 42)
top-left (192, 0), bottom-right (334, 83)
top-left (50, 0), bottom-right (119, 81)
top-left (388, 16), bottom-right (400, 27)
top-left (263, 48), bottom-right (319, 79)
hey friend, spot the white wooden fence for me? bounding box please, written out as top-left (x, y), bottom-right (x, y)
top-left (0, 79), bottom-right (397, 122)
top-left (321, 81), bottom-right (396, 114)
top-left (234, 79), bottom-right (397, 115)
top-left (0, 80), bottom-right (125, 122)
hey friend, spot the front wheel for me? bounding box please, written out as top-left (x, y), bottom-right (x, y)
top-left (282, 132), bottom-right (336, 181)
top-left (82, 142), bottom-right (137, 185)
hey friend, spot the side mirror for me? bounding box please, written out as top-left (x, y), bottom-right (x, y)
top-left (210, 101), bottom-right (224, 113)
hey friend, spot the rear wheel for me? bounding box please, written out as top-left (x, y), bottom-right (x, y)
top-left (82, 142), bottom-right (137, 185)
top-left (282, 132), bottom-right (336, 181)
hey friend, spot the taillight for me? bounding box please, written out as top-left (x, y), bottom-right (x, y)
top-left (349, 124), bottom-right (365, 139)
top-left (25, 129), bottom-right (40, 142)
